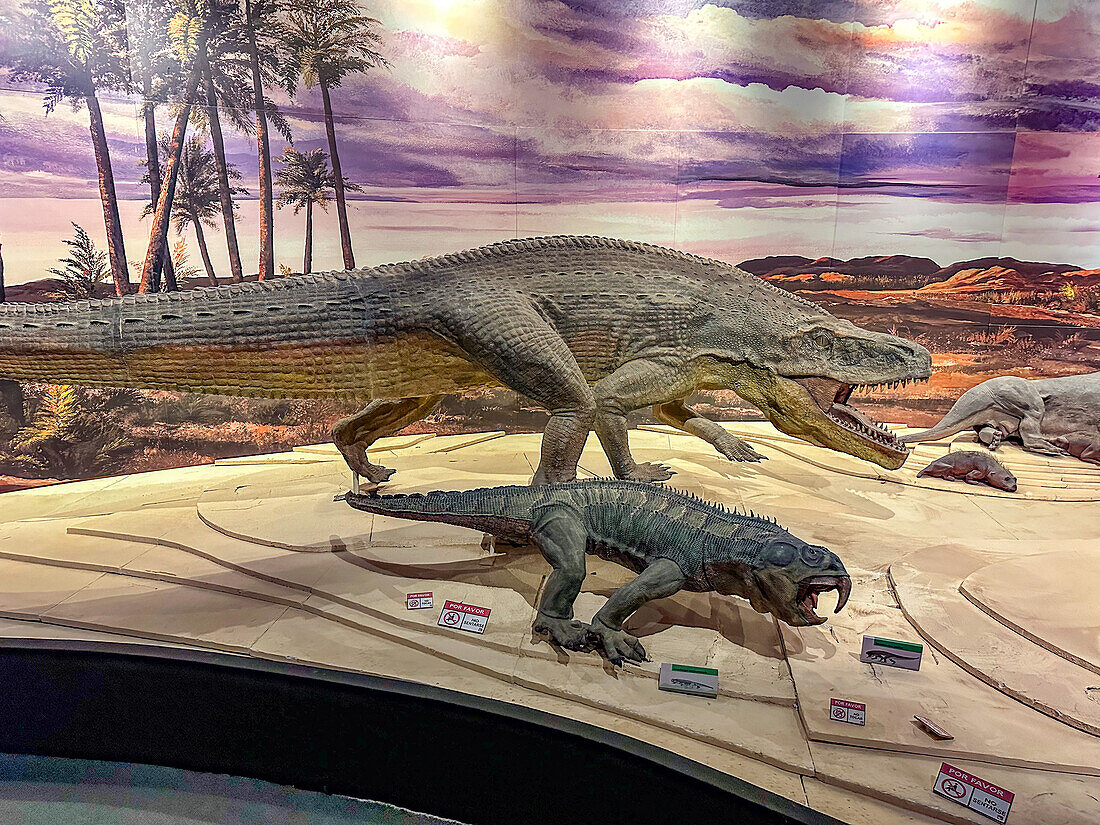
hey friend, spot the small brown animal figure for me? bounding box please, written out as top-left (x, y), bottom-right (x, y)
top-left (917, 451), bottom-right (1017, 492)
top-left (1051, 434), bottom-right (1100, 466)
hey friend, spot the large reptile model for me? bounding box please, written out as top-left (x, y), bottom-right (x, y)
top-left (901, 371), bottom-right (1099, 463)
top-left (0, 236), bottom-right (930, 484)
top-left (344, 480), bottom-right (852, 666)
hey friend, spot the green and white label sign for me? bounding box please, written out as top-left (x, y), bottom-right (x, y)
top-left (860, 635), bottom-right (923, 670)
top-left (658, 663), bottom-right (719, 697)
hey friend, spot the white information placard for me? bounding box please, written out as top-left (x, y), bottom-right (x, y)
top-left (437, 600), bottom-right (491, 635)
top-left (933, 762), bottom-right (1013, 823)
top-left (406, 592), bottom-right (433, 610)
top-left (829, 698), bottom-right (865, 726)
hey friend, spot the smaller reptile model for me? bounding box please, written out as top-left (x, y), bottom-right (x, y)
top-left (902, 371), bottom-right (1100, 461)
top-left (916, 451), bottom-right (1018, 492)
top-left (345, 480), bottom-right (851, 667)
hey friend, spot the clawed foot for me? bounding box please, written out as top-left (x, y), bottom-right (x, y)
top-left (533, 613), bottom-right (591, 651)
top-left (587, 618), bottom-right (647, 667)
top-left (337, 444), bottom-right (396, 485)
top-left (714, 434), bottom-right (767, 462)
top-left (622, 462), bottom-right (675, 482)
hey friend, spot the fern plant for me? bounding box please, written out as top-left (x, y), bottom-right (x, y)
top-left (7, 385), bottom-right (134, 477)
top-left (48, 222), bottom-right (109, 299)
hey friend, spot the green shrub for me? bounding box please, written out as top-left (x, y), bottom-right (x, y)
top-left (4, 385), bottom-right (135, 477)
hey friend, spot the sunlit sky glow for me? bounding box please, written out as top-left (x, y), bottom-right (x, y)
top-left (1, 0), bottom-right (1098, 281)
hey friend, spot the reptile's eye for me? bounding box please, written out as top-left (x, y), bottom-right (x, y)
top-left (801, 545), bottom-right (824, 565)
top-left (811, 331), bottom-right (832, 348)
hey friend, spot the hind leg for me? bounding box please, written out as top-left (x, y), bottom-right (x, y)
top-left (332, 395), bottom-right (443, 484)
top-left (977, 425), bottom-right (1003, 450)
top-left (439, 302), bottom-right (594, 485)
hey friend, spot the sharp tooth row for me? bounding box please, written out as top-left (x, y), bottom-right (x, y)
top-left (857, 377), bottom-right (919, 393)
top-left (827, 410), bottom-right (906, 450)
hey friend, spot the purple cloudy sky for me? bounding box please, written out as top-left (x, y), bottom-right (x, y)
top-left (1, 0), bottom-right (1099, 279)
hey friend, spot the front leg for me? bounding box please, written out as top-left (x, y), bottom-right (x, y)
top-left (589, 559), bottom-right (686, 666)
top-left (530, 505), bottom-right (593, 651)
top-left (654, 399), bottom-right (766, 462)
top-left (592, 358), bottom-right (695, 481)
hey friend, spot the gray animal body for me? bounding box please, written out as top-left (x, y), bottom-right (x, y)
top-left (0, 236), bottom-right (930, 485)
top-left (902, 371), bottom-right (1100, 462)
top-left (916, 451), bottom-right (1018, 492)
top-left (1051, 433), bottom-right (1100, 465)
top-left (345, 480), bottom-right (851, 666)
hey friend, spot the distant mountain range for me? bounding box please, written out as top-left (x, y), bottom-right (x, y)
top-left (739, 254), bottom-right (1100, 294)
top-left (739, 254), bottom-right (941, 279)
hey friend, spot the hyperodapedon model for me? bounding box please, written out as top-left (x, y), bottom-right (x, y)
top-left (902, 371), bottom-right (1099, 464)
top-left (344, 480), bottom-right (851, 666)
top-left (0, 236), bottom-right (930, 484)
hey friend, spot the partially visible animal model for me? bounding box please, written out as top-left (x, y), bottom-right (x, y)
top-left (344, 480), bottom-right (851, 667)
top-left (1051, 433), bottom-right (1100, 466)
top-left (916, 451), bottom-right (1018, 492)
top-left (902, 371), bottom-right (1100, 462)
top-left (0, 236), bottom-right (931, 485)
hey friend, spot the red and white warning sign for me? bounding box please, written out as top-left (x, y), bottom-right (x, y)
top-left (933, 763), bottom-right (1014, 823)
top-left (437, 600), bottom-right (491, 635)
top-left (828, 698), bottom-right (866, 726)
top-left (406, 592), bottom-right (433, 610)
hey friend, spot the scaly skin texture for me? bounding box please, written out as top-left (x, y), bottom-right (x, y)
top-left (916, 451), bottom-right (1018, 492)
top-left (0, 236), bottom-right (931, 484)
top-left (344, 480), bottom-right (852, 667)
top-left (902, 371), bottom-right (1100, 464)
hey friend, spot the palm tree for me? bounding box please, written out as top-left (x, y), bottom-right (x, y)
top-left (6, 0), bottom-right (133, 295)
top-left (275, 146), bottom-right (358, 273)
top-left (140, 0), bottom-right (246, 293)
top-left (197, 9), bottom-right (293, 282)
top-left (148, 135), bottom-right (245, 285)
top-left (239, 0), bottom-right (287, 281)
top-left (126, 0), bottom-right (182, 290)
top-left (282, 0), bottom-right (386, 269)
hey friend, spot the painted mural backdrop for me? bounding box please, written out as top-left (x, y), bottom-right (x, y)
top-left (0, 0), bottom-right (1098, 485)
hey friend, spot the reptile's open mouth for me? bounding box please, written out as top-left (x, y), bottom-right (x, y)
top-left (796, 574), bottom-right (852, 625)
top-left (795, 377), bottom-right (911, 459)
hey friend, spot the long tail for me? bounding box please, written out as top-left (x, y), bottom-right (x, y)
top-left (0, 297), bottom-right (133, 386)
top-left (344, 486), bottom-right (539, 536)
top-left (0, 275), bottom-right (373, 397)
top-left (900, 383), bottom-right (997, 443)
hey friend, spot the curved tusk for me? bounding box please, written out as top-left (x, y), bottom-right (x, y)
top-left (835, 576), bottom-right (852, 613)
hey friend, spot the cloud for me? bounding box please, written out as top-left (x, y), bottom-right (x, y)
top-left (895, 227), bottom-right (1002, 242)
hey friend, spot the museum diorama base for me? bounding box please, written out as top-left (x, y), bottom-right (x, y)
top-left (1, 422), bottom-right (1098, 823)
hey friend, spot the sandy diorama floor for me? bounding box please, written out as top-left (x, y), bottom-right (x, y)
top-left (0, 423), bottom-right (1098, 824)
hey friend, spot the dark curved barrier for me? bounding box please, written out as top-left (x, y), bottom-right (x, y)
top-left (0, 640), bottom-right (841, 825)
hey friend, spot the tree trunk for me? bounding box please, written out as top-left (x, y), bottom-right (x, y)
top-left (86, 92), bottom-right (130, 295)
top-left (139, 67), bottom-right (173, 291)
top-left (192, 219), bottom-right (218, 286)
top-left (320, 77), bottom-right (354, 270)
top-left (139, 45), bottom-right (206, 293)
top-left (203, 59), bottom-right (244, 282)
top-left (162, 254), bottom-right (178, 292)
top-left (246, 1), bottom-right (274, 281)
top-left (303, 199), bottom-right (312, 274)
